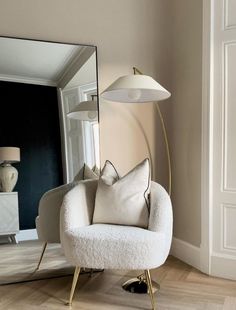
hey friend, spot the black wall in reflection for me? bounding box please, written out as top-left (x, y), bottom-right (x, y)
top-left (0, 81), bottom-right (63, 230)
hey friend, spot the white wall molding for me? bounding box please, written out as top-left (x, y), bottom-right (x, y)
top-left (224, 0), bottom-right (236, 30)
top-left (201, 0), bottom-right (213, 275)
top-left (0, 74), bottom-right (57, 86)
top-left (58, 47), bottom-right (95, 89)
top-left (170, 237), bottom-right (201, 270)
top-left (211, 253), bottom-right (236, 280)
top-left (18, 229), bottom-right (38, 242)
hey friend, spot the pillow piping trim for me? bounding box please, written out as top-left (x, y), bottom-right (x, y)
top-left (82, 163), bottom-right (85, 180)
top-left (143, 158), bottom-right (151, 213)
top-left (105, 158), bottom-right (150, 213)
top-left (104, 160), bottom-right (119, 179)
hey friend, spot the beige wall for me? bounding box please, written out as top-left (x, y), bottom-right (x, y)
top-left (0, 0), bottom-right (203, 247)
top-left (0, 0), bottom-right (171, 185)
top-left (170, 0), bottom-right (202, 247)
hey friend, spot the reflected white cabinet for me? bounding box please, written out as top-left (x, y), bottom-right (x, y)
top-left (0, 192), bottom-right (19, 243)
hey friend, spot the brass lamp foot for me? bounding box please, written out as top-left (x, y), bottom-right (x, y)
top-left (122, 273), bottom-right (160, 294)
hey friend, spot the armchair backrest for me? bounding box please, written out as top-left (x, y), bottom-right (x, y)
top-left (60, 179), bottom-right (172, 238)
top-left (60, 179), bottom-right (98, 246)
top-left (37, 182), bottom-right (78, 243)
top-left (60, 179), bottom-right (173, 264)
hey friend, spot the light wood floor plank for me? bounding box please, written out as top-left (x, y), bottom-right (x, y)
top-left (0, 241), bottom-right (236, 309)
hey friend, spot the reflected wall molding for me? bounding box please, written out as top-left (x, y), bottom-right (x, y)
top-left (0, 74), bottom-right (57, 87)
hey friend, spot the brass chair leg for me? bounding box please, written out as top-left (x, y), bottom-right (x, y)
top-left (35, 242), bottom-right (47, 271)
top-left (145, 270), bottom-right (156, 310)
top-left (67, 266), bottom-right (81, 307)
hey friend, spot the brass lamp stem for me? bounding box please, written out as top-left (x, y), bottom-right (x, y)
top-left (91, 94), bottom-right (97, 100)
top-left (155, 103), bottom-right (172, 195)
top-left (133, 66), bottom-right (143, 75)
top-left (133, 67), bottom-right (172, 196)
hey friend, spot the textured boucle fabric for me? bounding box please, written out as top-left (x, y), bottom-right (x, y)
top-left (148, 182), bottom-right (173, 262)
top-left (63, 224), bottom-right (166, 270)
top-left (60, 179), bottom-right (173, 270)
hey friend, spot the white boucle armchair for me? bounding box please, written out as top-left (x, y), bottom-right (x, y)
top-left (60, 179), bottom-right (173, 309)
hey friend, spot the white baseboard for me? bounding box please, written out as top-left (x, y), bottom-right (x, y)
top-left (211, 253), bottom-right (236, 281)
top-left (170, 237), bottom-right (201, 270)
top-left (18, 229), bottom-right (38, 241)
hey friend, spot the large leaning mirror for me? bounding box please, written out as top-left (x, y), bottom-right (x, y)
top-left (0, 36), bottom-right (100, 284)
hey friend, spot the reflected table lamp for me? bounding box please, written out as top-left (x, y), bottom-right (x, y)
top-left (101, 67), bottom-right (171, 294)
top-left (0, 147), bottom-right (20, 192)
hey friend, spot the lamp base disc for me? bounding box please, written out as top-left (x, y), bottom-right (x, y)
top-left (122, 277), bottom-right (160, 294)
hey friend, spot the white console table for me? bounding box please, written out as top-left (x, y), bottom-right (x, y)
top-left (0, 192), bottom-right (19, 243)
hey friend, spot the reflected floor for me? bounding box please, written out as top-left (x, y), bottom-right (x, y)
top-left (0, 240), bottom-right (73, 285)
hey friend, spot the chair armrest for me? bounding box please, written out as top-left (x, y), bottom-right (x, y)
top-left (60, 179), bottom-right (98, 234)
top-left (148, 181), bottom-right (173, 235)
top-left (37, 182), bottom-right (76, 243)
top-left (148, 181), bottom-right (173, 261)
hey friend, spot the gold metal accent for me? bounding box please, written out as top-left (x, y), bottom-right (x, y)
top-left (67, 266), bottom-right (80, 307)
top-left (145, 270), bottom-right (156, 310)
top-left (35, 242), bottom-right (47, 272)
top-left (133, 66), bottom-right (143, 75)
top-left (155, 103), bottom-right (172, 195)
top-left (122, 273), bottom-right (160, 294)
top-left (91, 94), bottom-right (97, 100)
top-left (133, 66), bottom-right (172, 195)
top-left (122, 66), bottom-right (171, 296)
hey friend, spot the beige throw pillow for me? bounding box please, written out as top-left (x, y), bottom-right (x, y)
top-left (92, 159), bottom-right (150, 228)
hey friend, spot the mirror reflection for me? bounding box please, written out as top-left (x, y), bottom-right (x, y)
top-left (0, 37), bottom-right (99, 284)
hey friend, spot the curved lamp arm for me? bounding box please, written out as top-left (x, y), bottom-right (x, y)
top-left (101, 66), bottom-right (172, 196)
top-left (133, 67), bottom-right (172, 196)
top-left (155, 103), bottom-right (172, 196)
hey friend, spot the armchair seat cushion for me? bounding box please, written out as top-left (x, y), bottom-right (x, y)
top-left (62, 224), bottom-right (166, 270)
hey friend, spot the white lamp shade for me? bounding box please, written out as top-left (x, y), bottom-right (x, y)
top-left (67, 100), bottom-right (98, 121)
top-left (101, 75), bottom-right (171, 103)
top-left (0, 147), bottom-right (20, 163)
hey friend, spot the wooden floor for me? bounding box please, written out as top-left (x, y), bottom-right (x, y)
top-left (0, 255), bottom-right (236, 309)
top-left (0, 241), bottom-right (73, 284)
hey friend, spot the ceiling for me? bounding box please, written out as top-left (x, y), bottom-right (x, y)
top-left (65, 52), bottom-right (97, 89)
top-left (0, 37), bottom-right (84, 86)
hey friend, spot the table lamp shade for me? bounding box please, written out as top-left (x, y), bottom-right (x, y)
top-left (67, 100), bottom-right (98, 121)
top-left (101, 75), bottom-right (171, 103)
top-left (0, 147), bottom-right (20, 163)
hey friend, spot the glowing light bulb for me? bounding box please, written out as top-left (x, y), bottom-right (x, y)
top-left (127, 89), bottom-right (141, 101)
top-left (88, 111), bottom-right (97, 120)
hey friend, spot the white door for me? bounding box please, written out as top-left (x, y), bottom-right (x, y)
top-left (61, 87), bottom-right (85, 182)
top-left (210, 0), bottom-right (236, 279)
top-left (59, 82), bottom-right (98, 183)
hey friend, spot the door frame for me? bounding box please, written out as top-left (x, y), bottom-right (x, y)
top-left (201, 0), bottom-right (214, 274)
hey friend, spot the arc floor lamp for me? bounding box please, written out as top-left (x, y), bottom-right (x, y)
top-left (101, 67), bottom-right (172, 293)
top-left (67, 95), bottom-right (98, 121)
